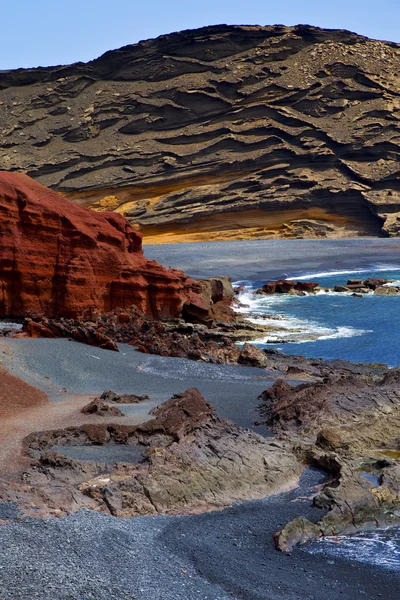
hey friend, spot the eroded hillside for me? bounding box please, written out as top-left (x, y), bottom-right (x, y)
top-left (1, 24), bottom-right (400, 242)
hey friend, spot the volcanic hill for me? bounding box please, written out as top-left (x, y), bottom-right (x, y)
top-left (1, 24), bottom-right (400, 242)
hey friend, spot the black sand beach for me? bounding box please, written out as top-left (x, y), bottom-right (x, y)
top-left (0, 468), bottom-right (398, 600)
top-left (0, 338), bottom-right (274, 434)
top-left (0, 238), bottom-right (399, 599)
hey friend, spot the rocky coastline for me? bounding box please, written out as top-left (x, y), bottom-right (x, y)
top-left (258, 371), bottom-right (400, 550)
top-left (2, 19), bottom-right (400, 598)
top-left (16, 274), bottom-right (400, 360)
top-left (0, 172), bottom-right (399, 599)
top-left (1, 339), bottom-right (399, 561)
top-left (255, 276), bottom-right (400, 296)
top-left (0, 306), bottom-right (398, 599)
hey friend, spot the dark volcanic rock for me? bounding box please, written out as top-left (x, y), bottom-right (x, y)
top-left (81, 399), bottom-right (124, 417)
top-left (238, 343), bottom-right (268, 368)
top-left (363, 277), bottom-right (389, 289)
top-left (16, 302), bottom-right (254, 360)
top-left (99, 390), bottom-right (149, 404)
top-left (1, 25), bottom-right (399, 240)
top-left (274, 516), bottom-right (321, 552)
top-left (14, 388), bottom-right (301, 518)
top-left (259, 370), bottom-right (400, 549)
top-left (256, 280), bottom-right (318, 294)
top-left (295, 281), bottom-right (319, 292)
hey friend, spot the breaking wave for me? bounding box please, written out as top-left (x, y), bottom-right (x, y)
top-left (290, 265), bottom-right (400, 281)
top-left (308, 527), bottom-right (400, 573)
top-left (0, 320), bottom-right (22, 330)
top-left (234, 285), bottom-right (370, 345)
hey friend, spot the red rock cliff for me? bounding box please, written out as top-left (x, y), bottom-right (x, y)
top-left (0, 171), bottom-right (189, 319)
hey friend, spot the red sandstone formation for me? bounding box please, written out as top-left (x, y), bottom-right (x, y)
top-left (0, 171), bottom-right (195, 319)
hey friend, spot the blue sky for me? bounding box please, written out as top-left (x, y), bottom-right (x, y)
top-left (2, 0), bottom-right (399, 70)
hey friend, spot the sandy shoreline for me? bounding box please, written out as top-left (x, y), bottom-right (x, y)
top-left (0, 238), bottom-right (399, 599)
top-left (0, 338), bottom-right (274, 433)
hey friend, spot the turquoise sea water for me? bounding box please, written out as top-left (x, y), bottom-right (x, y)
top-left (237, 267), bottom-right (400, 367)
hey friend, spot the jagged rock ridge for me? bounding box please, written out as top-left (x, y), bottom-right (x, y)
top-left (10, 388), bottom-right (301, 517)
top-left (1, 24), bottom-right (400, 241)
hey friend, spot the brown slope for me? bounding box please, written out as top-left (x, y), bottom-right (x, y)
top-left (1, 24), bottom-right (400, 241)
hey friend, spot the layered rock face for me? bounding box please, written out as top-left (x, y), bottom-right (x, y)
top-left (259, 371), bottom-right (400, 549)
top-left (0, 171), bottom-right (189, 318)
top-left (1, 25), bottom-right (400, 240)
top-left (9, 388), bottom-right (301, 517)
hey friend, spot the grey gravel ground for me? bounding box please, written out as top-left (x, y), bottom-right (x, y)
top-left (145, 237), bottom-right (400, 281)
top-left (0, 338), bottom-right (274, 433)
top-left (0, 469), bottom-right (397, 600)
top-left (1, 238), bottom-right (400, 599)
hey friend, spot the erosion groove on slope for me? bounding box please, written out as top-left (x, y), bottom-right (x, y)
top-left (1, 24), bottom-right (400, 240)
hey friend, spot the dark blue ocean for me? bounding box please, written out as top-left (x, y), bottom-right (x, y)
top-left (236, 267), bottom-right (400, 367)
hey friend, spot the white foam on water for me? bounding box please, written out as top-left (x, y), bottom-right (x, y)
top-left (251, 323), bottom-right (369, 345)
top-left (235, 288), bottom-right (369, 345)
top-left (309, 527), bottom-right (400, 573)
top-left (318, 326), bottom-right (371, 341)
top-left (315, 289), bottom-right (353, 297)
top-left (290, 265), bottom-right (400, 281)
top-left (235, 290), bottom-right (264, 313)
top-left (292, 268), bottom-right (373, 280)
top-left (0, 321), bottom-right (22, 330)
top-left (233, 280), bottom-right (255, 287)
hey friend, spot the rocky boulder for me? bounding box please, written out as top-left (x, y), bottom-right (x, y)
top-left (333, 278), bottom-right (396, 294)
top-left (238, 343), bottom-right (268, 368)
top-left (274, 516), bottom-right (321, 552)
top-left (182, 276), bottom-right (235, 325)
top-left (99, 390), bottom-right (149, 404)
top-left (364, 278), bottom-right (389, 290)
top-left (81, 399), bottom-right (124, 417)
top-left (256, 280), bottom-right (318, 295)
top-left (375, 286), bottom-right (400, 295)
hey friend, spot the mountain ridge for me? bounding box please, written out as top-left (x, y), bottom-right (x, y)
top-left (1, 24), bottom-right (400, 242)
